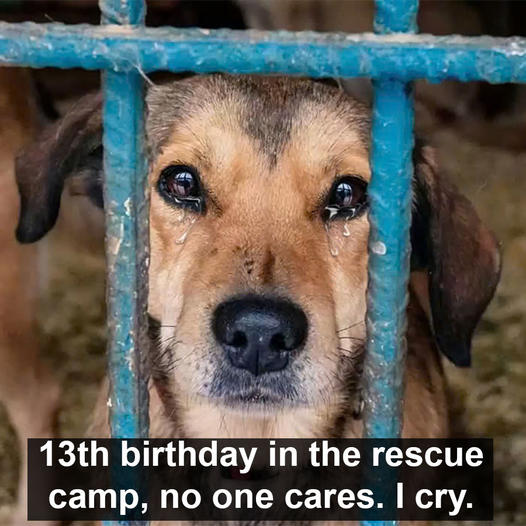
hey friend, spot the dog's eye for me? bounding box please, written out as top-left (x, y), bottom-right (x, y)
top-left (158, 164), bottom-right (203, 212)
top-left (324, 176), bottom-right (367, 221)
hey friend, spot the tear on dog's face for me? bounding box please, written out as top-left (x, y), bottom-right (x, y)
top-left (15, 75), bottom-right (501, 437)
top-left (144, 77), bottom-right (372, 426)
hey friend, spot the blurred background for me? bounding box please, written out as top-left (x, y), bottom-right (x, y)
top-left (0, 1), bottom-right (525, 524)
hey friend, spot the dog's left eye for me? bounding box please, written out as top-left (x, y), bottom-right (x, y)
top-left (324, 176), bottom-right (367, 221)
top-left (158, 164), bottom-right (203, 212)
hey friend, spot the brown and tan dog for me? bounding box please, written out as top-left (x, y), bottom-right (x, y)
top-left (15, 75), bottom-right (500, 447)
top-left (0, 68), bottom-right (60, 526)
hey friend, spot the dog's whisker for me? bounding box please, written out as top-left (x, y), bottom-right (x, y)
top-left (171, 348), bottom-right (195, 368)
top-left (337, 320), bottom-right (365, 333)
top-left (157, 338), bottom-right (182, 350)
top-left (152, 349), bottom-right (176, 366)
top-left (337, 346), bottom-right (356, 355)
top-left (156, 330), bottom-right (185, 347)
top-left (219, 412), bottom-right (230, 436)
top-left (151, 341), bottom-right (187, 374)
top-left (162, 358), bottom-right (182, 373)
top-left (156, 335), bottom-right (182, 347)
top-left (152, 341), bottom-right (182, 361)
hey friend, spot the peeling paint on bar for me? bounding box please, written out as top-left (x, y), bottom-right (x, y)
top-left (360, 2), bottom-right (417, 526)
top-left (362, 0), bottom-right (417, 441)
top-left (0, 0), bottom-right (517, 524)
top-left (101, 0), bottom-right (145, 26)
top-left (0, 23), bottom-right (526, 82)
top-left (363, 78), bottom-right (414, 434)
top-left (374, 0), bottom-right (418, 34)
top-left (100, 2), bottom-right (150, 525)
top-left (100, 0), bottom-right (149, 441)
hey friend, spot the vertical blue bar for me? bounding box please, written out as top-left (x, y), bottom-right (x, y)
top-left (100, 2), bottom-right (148, 526)
top-left (373, 0), bottom-right (418, 34)
top-left (100, 0), bottom-right (149, 442)
top-left (363, 0), bottom-right (418, 438)
top-left (361, 0), bottom-right (417, 524)
top-left (363, 81), bottom-right (414, 440)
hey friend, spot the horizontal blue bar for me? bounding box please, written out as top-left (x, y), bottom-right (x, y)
top-left (0, 23), bottom-right (526, 82)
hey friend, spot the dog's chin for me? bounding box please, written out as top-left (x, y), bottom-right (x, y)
top-left (212, 391), bottom-right (295, 413)
top-left (198, 364), bottom-right (311, 413)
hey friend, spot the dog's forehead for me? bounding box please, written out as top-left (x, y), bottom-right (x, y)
top-left (146, 75), bottom-right (370, 166)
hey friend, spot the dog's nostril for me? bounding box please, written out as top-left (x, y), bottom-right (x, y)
top-left (212, 295), bottom-right (308, 376)
top-left (269, 333), bottom-right (287, 352)
top-left (231, 331), bottom-right (247, 348)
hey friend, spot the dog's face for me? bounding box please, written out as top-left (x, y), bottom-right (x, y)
top-left (15, 75), bottom-right (500, 434)
top-left (146, 77), bottom-right (370, 411)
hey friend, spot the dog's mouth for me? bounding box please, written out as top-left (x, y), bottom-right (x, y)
top-left (203, 364), bottom-right (309, 410)
top-left (219, 388), bottom-right (287, 408)
top-left (230, 389), bottom-right (275, 404)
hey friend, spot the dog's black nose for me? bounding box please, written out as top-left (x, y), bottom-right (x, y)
top-left (212, 295), bottom-right (308, 376)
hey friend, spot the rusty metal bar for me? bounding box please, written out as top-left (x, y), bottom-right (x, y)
top-left (100, 0), bottom-right (149, 441)
top-left (362, 0), bottom-right (417, 439)
top-left (0, 23), bottom-right (525, 83)
top-left (362, 0), bottom-right (417, 438)
top-left (100, 3), bottom-right (150, 526)
top-left (361, 0), bottom-right (417, 524)
top-left (0, 0), bottom-right (515, 522)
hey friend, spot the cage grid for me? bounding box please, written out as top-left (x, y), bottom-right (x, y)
top-left (2, 0), bottom-right (523, 525)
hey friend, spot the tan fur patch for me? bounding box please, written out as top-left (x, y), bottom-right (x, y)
top-left (136, 76), bottom-right (445, 440)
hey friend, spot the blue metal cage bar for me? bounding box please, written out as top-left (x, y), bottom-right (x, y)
top-left (0, 0), bottom-right (521, 525)
top-left (362, 0), bottom-right (416, 444)
top-left (361, 4), bottom-right (416, 525)
top-left (100, 2), bottom-right (149, 526)
top-left (0, 24), bottom-right (526, 82)
top-left (100, 0), bottom-right (149, 441)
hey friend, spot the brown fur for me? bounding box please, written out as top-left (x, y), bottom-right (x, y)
top-left (14, 75), bottom-right (501, 526)
top-left (137, 77), bottom-right (446, 443)
top-left (0, 68), bottom-right (60, 526)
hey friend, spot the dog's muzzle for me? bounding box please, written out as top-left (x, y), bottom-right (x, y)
top-left (212, 295), bottom-right (308, 376)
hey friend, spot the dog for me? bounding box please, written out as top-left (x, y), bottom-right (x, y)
top-left (14, 75), bottom-right (500, 522)
top-left (0, 68), bottom-right (60, 526)
top-left (0, 67), bottom-right (106, 526)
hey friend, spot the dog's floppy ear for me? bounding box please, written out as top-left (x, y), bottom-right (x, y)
top-left (15, 93), bottom-right (103, 243)
top-left (410, 145), bottom-right (501, 367)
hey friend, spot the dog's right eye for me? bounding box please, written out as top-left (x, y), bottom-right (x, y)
top-left (158, 164), bottom-right (204, 213)
top-left (322, 176), bottom-right (368, 222)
